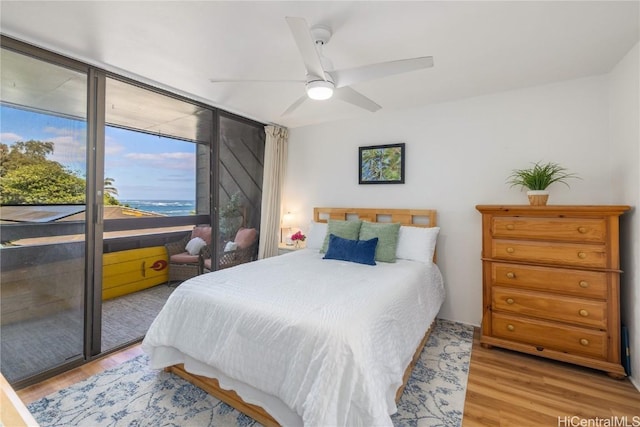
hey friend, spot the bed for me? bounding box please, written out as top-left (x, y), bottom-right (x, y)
top-left (142, 207), bottom-right (444, 426)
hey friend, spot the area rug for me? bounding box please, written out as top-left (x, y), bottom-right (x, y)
top-left (27, 319), bottom-right (474, 427)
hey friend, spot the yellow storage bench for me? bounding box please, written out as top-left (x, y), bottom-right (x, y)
top-left (102, 246), bottom-right (169, 300)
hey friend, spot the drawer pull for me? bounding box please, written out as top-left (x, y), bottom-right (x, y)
top-left (579, 309), bottom-right (589, 317)
top-left (506, 298), bottom-right (515, 305)
top-left (506, 272), bottom-right (515, 279)
top-left (506, 324), bottom-right (515, 332)
top-left (577, 252), bottom-right (587, 259)
top-left (506, 247), bottom-right (515, 254)
top-left (506, 224), bottom-right (515, 230)
top-left (579, 280), bottom-right (589, 288)
top-left (577, 226), bottom-right (588, 234)
top-left (580, 338), bottom-right (590, 346)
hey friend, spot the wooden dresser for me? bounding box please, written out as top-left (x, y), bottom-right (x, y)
top-left (476, 205), bottom-right (630, 378)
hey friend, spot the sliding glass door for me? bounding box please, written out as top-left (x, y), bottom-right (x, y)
top-left (0, 36), bottom-right (265, 388)
top-left (0, 47), bottom-right (91, 384)
top-left (100, 76), bottom-right (212, 352)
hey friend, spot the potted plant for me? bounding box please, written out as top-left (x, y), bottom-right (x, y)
top-left (507, 161), bottom-right (579, 205)
top-left (219, 192), bottom-right (244, 240)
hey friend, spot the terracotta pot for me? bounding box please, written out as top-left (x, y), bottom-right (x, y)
top-left (527, 190), bottom-right (549, 206)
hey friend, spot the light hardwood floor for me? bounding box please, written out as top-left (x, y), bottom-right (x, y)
top-left (17, 345), bottom-right (144, 405)
top-left (17, 328), bottom-right (640, 426)
top-left (463, 328), bottom-right (640, 426)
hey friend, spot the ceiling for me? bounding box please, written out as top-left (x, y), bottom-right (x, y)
top-left (1, 1), bottom-right (638, 129)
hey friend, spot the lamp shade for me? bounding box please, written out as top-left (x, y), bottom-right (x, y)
top-left (281, 212), bottom-right (295, 228)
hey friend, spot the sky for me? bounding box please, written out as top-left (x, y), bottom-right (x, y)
top-left (0, 105), bottom-right (196, 200)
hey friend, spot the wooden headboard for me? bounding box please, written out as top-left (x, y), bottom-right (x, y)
top-left (313, 207), bottom-right (437, 228)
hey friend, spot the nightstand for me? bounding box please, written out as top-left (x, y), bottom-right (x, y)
top-left (278, 242), bottom-right (305, 255)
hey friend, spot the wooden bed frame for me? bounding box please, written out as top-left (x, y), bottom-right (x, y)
top-left (166, 207), bottom-right (439, 427)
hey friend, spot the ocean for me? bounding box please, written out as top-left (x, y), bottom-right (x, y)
top-left (121, 200), bottom-right (195, 216)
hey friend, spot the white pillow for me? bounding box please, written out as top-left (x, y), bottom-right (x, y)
top-left (224, 241), bottom-right (238, 252)
top-left (305, 221), bottom-right (328, 250)
top-left (396, 226), bottom-right (440, 263)
top-left (185, 237), bottom-right (207, 255)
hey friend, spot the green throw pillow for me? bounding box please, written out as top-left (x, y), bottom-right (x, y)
top-left (320, 219), bottom-right (363, 253)
top-left (359, 221), bottom-right (401, 263)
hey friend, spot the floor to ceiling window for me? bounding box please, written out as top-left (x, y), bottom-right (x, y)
top-left (0, 36), bottom-right (266, 388)
top-left (100, 77), bottom-right (213, 353)
top-left (217, 114), bottom-right (265, 268)
top-left (0, 47), bottom-right (89, 384)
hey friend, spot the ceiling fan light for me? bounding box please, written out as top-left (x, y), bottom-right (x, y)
top-left (306, 80), bottom-right (334, 100)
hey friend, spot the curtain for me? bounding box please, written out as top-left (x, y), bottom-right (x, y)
top-left (258, 125), bottom-right (288, 259)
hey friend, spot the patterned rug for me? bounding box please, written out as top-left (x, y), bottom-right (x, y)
top-left (28, 319), bottom-right (474, 427)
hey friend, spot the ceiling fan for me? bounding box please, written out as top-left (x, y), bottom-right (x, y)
top-left (210, 17), bottom-right (434, 116)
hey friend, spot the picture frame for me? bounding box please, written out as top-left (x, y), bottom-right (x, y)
top-left (358, 143), bottom-right (405, 184)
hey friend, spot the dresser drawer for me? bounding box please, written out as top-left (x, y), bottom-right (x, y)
top-left (492, 217), bottom-right (606, 243)
top-left (492, 287), bottom-right (607, 328)
top-left (491, 263), bottom-right (608, 299)
top-left (491, 240), bottom-right (607, 268)
top-left (492, 313), bottom-right (607, 359)
top-left (478, 205), bottom-right (629, 375)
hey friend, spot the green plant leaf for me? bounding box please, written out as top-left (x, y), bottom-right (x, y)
top-left (506, 161), bottom-right (579, 190)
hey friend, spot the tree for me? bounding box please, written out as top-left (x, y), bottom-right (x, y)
top-left (103, 177), bottom-right (121, 206)
top-left (1, 139), bottom-right (122, 205)
top-left (104, 177), bottom-right (118, 197)
top-left (1, 162), bottom-right (86, 204)
top-left (1, 140), bottom-right (86, 204)
top-left (0, 140), bottom-right (55, 176)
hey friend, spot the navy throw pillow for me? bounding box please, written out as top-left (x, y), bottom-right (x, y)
top-left (323, 234), bottom-right (378, 266)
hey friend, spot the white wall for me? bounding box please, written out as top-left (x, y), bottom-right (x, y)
top-left (284, 75), bottom-right (615, 326)
top-left (608, 42), bottom-right (639, 389)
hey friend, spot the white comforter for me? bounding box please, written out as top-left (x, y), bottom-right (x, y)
top-left (142, 249), bottom-right (445, 427)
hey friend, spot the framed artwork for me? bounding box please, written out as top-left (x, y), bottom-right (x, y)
top-left (358, 143), bottom-right (405, 184)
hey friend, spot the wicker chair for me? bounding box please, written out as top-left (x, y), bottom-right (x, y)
top-left (202, 227), bottom-right (259, 272)
top-left (165, 225), bottom-right (212, 283)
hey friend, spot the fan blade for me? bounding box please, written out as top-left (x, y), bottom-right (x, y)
top-left (285, 16), bottom-right (327, 81)
top-left (210, 79), bottom-right (305, 83)
top-left (281, 94), bottom-right (308, 116)
top-left (333, 87), bottom-right (381, 112)
top-left (331, 56), bottom-right (434, 88)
